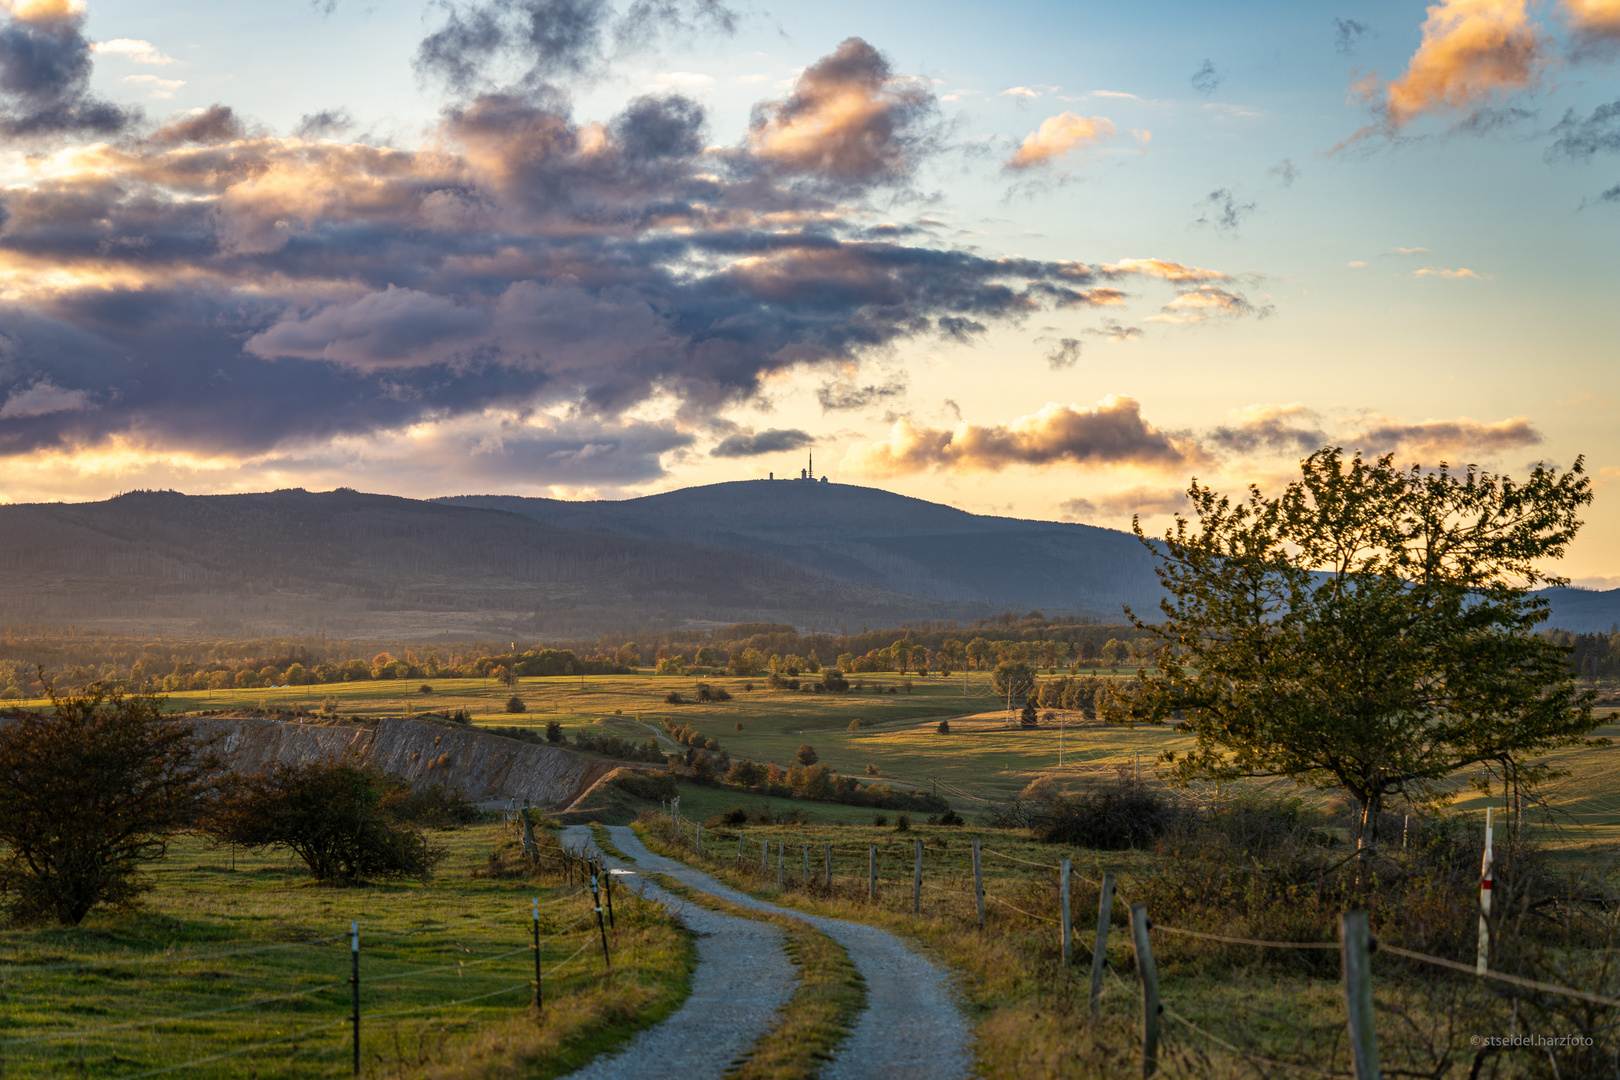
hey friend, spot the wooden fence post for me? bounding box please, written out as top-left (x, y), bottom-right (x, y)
top-left (695, 823), bottom-right (702, 856)
top-left (777, 840), bottom-right (784, 888)
top-left (1127, 902), bottom-right (1159, 1078)
top-left (1089, 873), bottom-right (1115, 1016)
top-left (824, 842), bottom-right (832, 889)
top-left (1339, 910), bottom-right (1382, 1080)
top-left (761, 838), bottom-right (768, 875)
top-left (1060, 857), bottom-right (1072, 967)
top-left (972, 837), bottom-right (985, 930)
top-left (802, 842), bottom-right (809, 885)
top-left (738, 830), bottom-right (744, 861)
top-left (868, 843), bottom-right (877, 902)
top-left (913, 839), bottom-right (922, 915)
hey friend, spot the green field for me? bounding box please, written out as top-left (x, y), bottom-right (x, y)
top-left (0, 824), bottom-right (691, 1079)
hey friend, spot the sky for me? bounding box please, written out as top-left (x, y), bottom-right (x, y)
top-left (0, 0), bottom-right (1616, 582)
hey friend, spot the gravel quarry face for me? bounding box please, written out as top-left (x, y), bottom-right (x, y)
top-left (561, 824), bottom-right (974, 1080)
top-left (558, 826), bottom-right (798, 1080)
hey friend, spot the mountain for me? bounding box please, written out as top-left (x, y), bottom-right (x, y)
top-left (0, 488), bottom-right (973, 638)
top-left (440, 481), bottom-right (1164, 618)
top-left (1536, 588), bottom-right (1620, 634)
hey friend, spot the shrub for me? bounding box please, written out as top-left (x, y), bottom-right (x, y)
top-left (1033, 776), bottom-right (1179, 849)
top-left (418, 684), bottom-right (433, 694)
top-left (873, 813), bottom-right (888, 826)
top-left (321, 696), bottom-right (338, 715)
top-left (1019, 700), bottom-right (1038, 728)
top-left (505, 695), bottom-right (526, 713)
top-left (386, 782), bottom-right (481, 827)
top-left (743, 682), bottom-right (754, 692)
top-left (545, 720), bottom-right (563, 743)
top-left (796, 744), bottom-right (818, 766)
top-left (894, 813), bottom-right (910, 832)
top-left (865, 763), bottom-right (881, 776)
top-left (665, 691), bottom-right (684, 704)
top-left (734, 722), bottom-right (743, 731)
top-left (209, 760), bottom-right (444, 883)
top-left (0, 684), bottom-right (218, 925)
top-left (612, 771), bottom-right (678, 801)
top-left (938, 808), bottom-right (964, 826)
top-left (718, 807), bottom-right (747, 825)
top-left (847, 718), bottom-right (863, 732)
top-left (445, 709), bottom-right (470, 724)
top-left (936, 720), bottom-right (950, 734)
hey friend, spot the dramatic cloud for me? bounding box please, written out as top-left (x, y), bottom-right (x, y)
top-left (1373, 0), bottom-right (1549, 130)
top-left (744, 37), bottom-right (939, 189)
top-left (1045, 338), bottom-right (1081, 369)
top-left (1334, 17), bottom-right (1372, 53)
top-left (1189, 59), bottom-right (1221, 95)
top-left (709, 427), bottom-right (813, 457)
top-left (842, 397), bottom-right (1203, 476)
top-left (1347, 414), bottom-right (1542, 460)
top-left (1208, 404), bottom-right (1329, 455)
top-left (0, 0), bottom-right (132, 134)
top-left (0, 378), bottom-right (92, 419)
top-left (1196, 188), bottom-right (1256, 231)
top-left (1563, 0), bottom-right (1620, 57)
top-left (1004, 112), bottom-right (1115, 169)
top-left (1060, 486), bottom-right (1189, 522)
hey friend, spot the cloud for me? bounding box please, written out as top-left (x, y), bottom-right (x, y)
top-left (999, 85), bottom-right (1041, 98)
top-left (1347, 414), bottom-right (1541, 460)
top-left (1086, 323), bottom-right (1143, 342)
top-left (1546, 99), bottom-right (1620, 160)
top-left (1413, 265), bottom-right (1485, 278)
top-left (0, 0), bottom-right (133, 134)
top-left (0, 378), bottom-right (92, 418)
top-left (709, 427), bottom-right (813, 457)
top-left (1377, 0), bottom-right (1549, 130)
top-left (1387, 245), bottom-right (1431, 255)
top-left (817, 376), bottom-right (907, 412)
top-left (1207, 404), bottom-right (1328, 455)
top-left (1562, 0), bottom-right (1620, 58)
top-left (1146, 284), bottom-right (1256, 323)
top-left (1045, 337), bottom-right (1081, 369)
top-left (744, 37), bottom-right (939, 190)
top-left (295, 108), bottom-right (354, 138)
top-left (1269, 158), bottom-right (1298, 186)
top-left (1196, 188), bottom-right (1256, 231)
top-left (1099, 258), bottom-right (1225, 283)
top-left (841, 397), bottom-right (1203, 476)
top-left (123, 73), bottom-right (183, 98)
top-left (90, 37), bottom-right (175, 64)
top-left (1189, 59), bottom-right (1221, 96)
top-left (1060, 486), bottom-right (1189, 522)
top-left (1004, 112), bottom-right (1116, 169)
top-left (1334, 17), bottom-right (1372, 53)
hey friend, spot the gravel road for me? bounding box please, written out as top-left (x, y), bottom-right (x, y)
top-left (556, 825), bottom-right (797, 1080)
top-left (583, 824), bottom-right (975, 1080)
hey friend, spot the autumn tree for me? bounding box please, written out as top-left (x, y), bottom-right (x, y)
top-left (0, 682), bottom-right (218, 925)
top-left (1108, 449), bottom-right (1599, 855)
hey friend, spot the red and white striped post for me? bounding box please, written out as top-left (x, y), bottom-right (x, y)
top-left (1477, 806), bottom-right (1493, 974)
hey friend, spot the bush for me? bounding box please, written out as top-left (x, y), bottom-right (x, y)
top-left (545, 720), bottom-right (563, 743)
top-left (735, 722), bottom-right (744, 731)
top-left (796, 744), bottom-right (818, 766)
top-left (0, 684), bottom-right (218, 925)
top-left (665, 691), bottom-right (684, 704)
top-left (873, 813), bottom-right (888, 826)
top-left (717, 807), bottom-right (747, 825)
top-left (936, 720), bottom-right (950, 734)
top-left (505, 695), bottom-right (526, 713)
top-left (1032, 776), bottom-right (1179, 849)
top-left (938, 807), bottom-right (964, 826)
top-left (445, 709), bottom-right (470, 724)
top-left (209, 760), bottom-right (445, 882)
top-left (486, 725), bottom-right (542, 744)
top-left (847, 718), bottom-right (863, 732)
top-left (418, 684), bottom-right (433, 694)
top-left (894, 812), bottom-right (910, 832)
top-left (386, 782), bottom-right (482, 827)
top-left (612, 771), bottom-right (678, 801)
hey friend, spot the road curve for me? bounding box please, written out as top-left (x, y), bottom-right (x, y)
top-left (589, 825), bottom-right (975, 1080)
top-left (557, 825), bottom-right (797, 1080)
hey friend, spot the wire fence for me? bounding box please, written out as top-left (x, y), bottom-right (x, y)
top-left (0, 838), bottom-right (626, 1079)
top-left (655, 810), bottom-right (1620, 1078)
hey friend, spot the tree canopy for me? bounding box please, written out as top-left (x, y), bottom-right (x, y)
top-left (1107, 448), bottom-right (1599, 845)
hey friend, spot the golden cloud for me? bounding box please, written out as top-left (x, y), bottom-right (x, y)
top-left (1144, 284), bottom-right (1252, 323)
top-left (1004, 112), bottom-right (1116, 169)
top-left (842, 397), bottom-right (1203, 477)
top-left (1382, 0), bottom-right (1548, 125)
top-left (1100, 258), bottom-right (1226, 283)
top-left (1563, 0), bottom-right (1620, 51)
top-left (1348, 413), bottom-right (1542, 461)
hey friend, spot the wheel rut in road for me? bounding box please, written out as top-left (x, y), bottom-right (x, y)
top-left (568, 824), bottom-right (974, 1080)
top-left (556, 825), bottom-right (796, 1080)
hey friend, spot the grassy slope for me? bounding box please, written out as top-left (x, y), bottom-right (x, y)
top-left (0, 823), bottom-right (692, 1079)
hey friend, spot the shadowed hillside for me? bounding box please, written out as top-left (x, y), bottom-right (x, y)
top-left (441, 481), bottom-right (1165, 617)
top-left (0, 488), bottom-right (974, 638)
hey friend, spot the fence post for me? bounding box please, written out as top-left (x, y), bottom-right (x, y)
top-left (913, 839), bottom-right (922, 915)
top-left (1127, 903), bottom-right (1159, 1078)
top-left (520, 807), bottom-right (536, 861)
top-left (802, 843), bottom-right (809, 885)
top-left (824, 843), bottom-right (832, 889)
top-left (778, 841), bottom-right (784, 887)
top-left (532, 897), bottom-right (543, 1010)
top-left (349, 919), bottom-right (360, 1077)
top-left (972, 837), bottom-right (984, 930)
top-left (1339, 910), bottom-right (1381, 1080)
top-left (762, 837), bottom-right (769, 875)
top-left (1478, 806), bottom-right (1493, 975)
top-left (1061, 857), bottom-right (1072, 967)
top-left (590, 864), bottom-right (611, 966)
top-left (696, 822), bottom-right (702, 856)
top-left (603, 859), bottom-right (615, 929)
top-left (1089, 873), bottom-right (1115, 1016)
top-left (738, 829), bottom-right (744, 861)
top-left (868, 843), bottom-right (877, 901)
